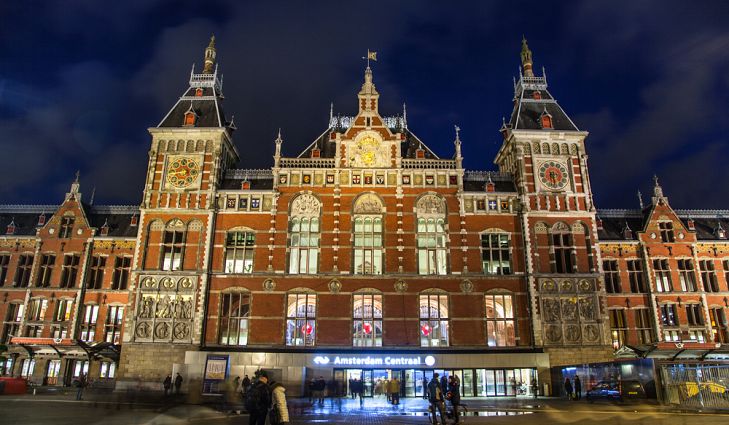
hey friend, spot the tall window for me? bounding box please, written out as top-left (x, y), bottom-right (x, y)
top-left (552, 231), bottom-right (574, 273)
top-left (660, 304), bottom-right (680, 341)
top-left (485, 294), bottom-right (515, 346)
top-left (112, 256), bottom-right (131, 290)
top-left (219, 292), bottom-right (250, 346)
top-left (224, 231), bottom-right (255, 274)
top-left (100, 362), bottom-right (116, 379)
top-left (627, 260), bottom-right (646, 293)
top-left (700, 260), bottom-right (719, 292)
top-left (710, 308), bottom-right (728, 343)
top-left (60, 254), bottom-right (80, 288)
top-left (416, 195), bottom-right (448, 275)
top-left (1, 303), bottom-right (23, 344)
top-left (288, 194), bottom-right (321, 275)
top-left (658, 221), bottom-right (675, 243)
top-left (481, 233), bottom-right (511, 275)
top-left (419, 293), bottom-right (449, 347)
top-left (609, 309), bottom-right (627, 350)
top-left (634, 308), bottom-right (653, 344)
top-left (603, 259), bottom-right (621, 293)
top-left (352, 293), bottom-right (383, 347)
top-left (724, 260), bottom-right (729, 289)
top-left (59, 216), bottom-right (75, 239)
top-left (51, 299), bottom-right (73, 339)
top-left (686, 303), bottom-right (706, 343)
top-left (286, 293), bottom-right (316, 346)
top-left (353, 217), bottom-right (383, 275)
top-left (653, 259), bottom-right (672, 292)
top-left (162, 230), bottom-right (185, 271)
top-left (104, 306), bottom-right (124, 344)
top-left (677, 259), bottom-right (697, 292)
top-left (27, 298), bottom-right (48, 321)
top-left (86, 255), bottom-right (106, 289)
top-left (20, 359), bottom-right (35, 379)
top-left (0, 254), bottom-right (9, 286)
top-left (36, 254), bottom-right (55, 287)
top-left (79, 304), bottom-right (99, 342)
top-left (15, 254), bottom-right (33, 287)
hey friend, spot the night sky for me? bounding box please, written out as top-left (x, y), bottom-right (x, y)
top-left (1, 1), bottom-right (728, 209)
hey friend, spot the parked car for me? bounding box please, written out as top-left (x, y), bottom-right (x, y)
top-left (586, 380), bottom-right (646, 402)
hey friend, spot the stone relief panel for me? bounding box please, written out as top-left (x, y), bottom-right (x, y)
top-left (291, 194), bottom-right (321, 216)
top-left (416, 194), bottom-right (445, 216)
top-left (537, 277), bottom-right (602, 346)
top-left (133, 274), bottom-right (197, 343)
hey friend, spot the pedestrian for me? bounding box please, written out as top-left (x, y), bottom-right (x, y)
top-left (564, 377), bottom-right (573, 400)
top-left (355, 379), bottom-right (364, 406)
top-left (224, 377), bottom-right (239, 414)
top-left (245, 371), bottom-right (272, 425)
top-left (384, 378), bottom-right (390, 402)
top-left (74, 373), bottom-right (87, 401)
top-left (428, 373), bottom-right (447, 425)
top-left (174, 372), bottom-right (183, 395)
top-left (574, 376), bottom-right (582, 401)
top-left (269, 380), bottom-right (289, 425)
top-left (510, 376), bottom-right (518, 396)
top-left (163, 374), bottom-right (172, 396)
top-left (447, 375), bottom-right (461, 424)
top-left (316, 376), bottom-right (326, 405)
top-left (531, 378), bottom-right (538, 399)
top-left (389, 377), bottom-right (400, 405)
top-left (242, 375), bottom-right (251, 395)
top-left (327, 378), bottom-right (338, 406)
top-left (309, 378), bottom-right (317, 403)
top-left (422, 377), bottom-right (429, 399)
top-left (349, 378), bottom-right (355, 399)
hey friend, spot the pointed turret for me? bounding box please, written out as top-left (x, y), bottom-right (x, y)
top-left (202, 35), bottom-right (217, 74)
top-left (358, 66), bottom-right (380, 114)
top-left (453, 125), bottom-right (463, 169)
top-left (65, 171), bottom-right (82, 202)
top-left (520, 36), bottom-right (534, 77)
top-left (652, 175), bottom-right (669, 205)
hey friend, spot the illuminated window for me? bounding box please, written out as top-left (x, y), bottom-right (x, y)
top-left (224, 231), bottom-right (255, 274)
top-left (286, 293), bottom-right (316, 346)
top-left (79, 305), bottom-right (99, 342)
top-left (353, 217), bottom-right (383, 275)
top-left (20, 359), bottom-right (35, 378)
top-left (481, 233), bottom-right (511, 275)
top-left (51, 299), bottom-right (73, 339)
top-left (419, 293), bottom-right (449, 347)
top-left (710, 308), bottom-right (728, 343)
top-left (104, 306), bottom-right (124, 344)
top-left (609, 309), bottom-right (627, 350)
top-left (653, 259), bottom-right (672, 292)
top-left (1, 303), bottom-right (23, 344)
top-left (485, 294), bottom-right (515, 347)
top-left (161, 230), bottom-right (185, 271)
top-left (352, 293), bottom-right (383, 347)
top-left (219, 292), bottom-right (250, 346)
top-left (660, 304), bottom-right (679, 341)
top-left (677, 259), bottom-right (697, 292)
top-left (287, 194), bottom-right (321, 275)
top-left (100, 362), bottom-right (116, 379)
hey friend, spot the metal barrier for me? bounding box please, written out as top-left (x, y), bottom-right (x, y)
top-left (661, 364), bottom-right (729, 410)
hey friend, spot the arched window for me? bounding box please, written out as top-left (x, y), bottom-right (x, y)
top-left (419, 292), bottom-right (449, 347)
top-left (288, 195), bottom-right (321, 275)
top-left (550, 223), bottom-right (574, 274)
top-left (161, 220), bottom-right (185, 271)
top-left (353, 194), bottom-right (384, 275)
top-left (286, 292), bottom-right (317, 346)
top-left (485, 293), bottom-right (516, 347)
top-left (416, 195), bottom-right (448, 275)
top-left (352, 292), bottom-right (383, 347)
top-left (219, 292), bottom-right (250, 346)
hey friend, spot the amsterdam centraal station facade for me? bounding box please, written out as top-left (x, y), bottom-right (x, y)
top-left (1, 38), bottom-right (727, 399)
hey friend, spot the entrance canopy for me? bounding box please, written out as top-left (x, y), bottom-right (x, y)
top-left (617, 343), bottom-right (729, 361)
top-left (8, 337), bottom-right (120, 361)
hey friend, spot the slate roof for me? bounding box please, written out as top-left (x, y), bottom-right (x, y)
top-left (597, 208), bottom-right (729, 241)
top-left (463, 171), bottom-right (517, 193)
top-left (220, 170), bottom-right (275, 191)
top-left (157, 80), bottom-right (231, 129)
top-left (0, 204), bottom-right (139, 238)
top-left (507, 77), bottom-right (579, 132)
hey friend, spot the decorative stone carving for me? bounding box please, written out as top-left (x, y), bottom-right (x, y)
top-left (560, 279), bottom-right (575, 293)
top-left (571, 222), bottom-right (585, 233)
top-left (291, 194), bottom-right (321, 216)
top-left (139, 296), bottom-right (155, 319)
top-left (459, 279), bottom-right (474, 293)
top-left (179, 277), bottom-right (193, 289)
top-left (263, 278), bottom-right (276, 292)
top-left (141, 277), bottom-right (157, 289)
top-left (160, 277), bottom-right (175, 290)
top-left (553, 222), bottom-right (570, 232)
top-left (578, 279), bottom-right (593, 292)
top-left (135, 322), bottom-right (151, 338)
top-left (565, 324), bottom-right (581, 342)
top-left (394, 279), bottom-right (408, 293)
top-left (353, 194), bottom-right (383, 214)
top-left (173, 323), bottom-right (189, 340)
top-left (541, 280), bottom-right (557, 292)
top-left (545, 325), bottom-right (562, 343)
top-left (416, 194), bottom-right (445, 215)
top-left (579, 297), bottom-right (596, 320)
top-left (534, 222), bottom-right (548, 233)
top-left (583, 324), bottom-right (600, 342)
top-left (328, 279), bottom-right (342, 294)
top-left (542, 298), bottom-right (561, 322)
top-left (156, 295), bottom-right (173, 318)
top-left (561, 298), bottom-right (578, 321)
top-left (533, 142), bottom-right (541, 154)
top-left (154, 322), bottom-right (170, 339)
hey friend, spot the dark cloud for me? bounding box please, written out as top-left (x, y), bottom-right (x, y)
top-left (0, 1), bottom-right (728, 208)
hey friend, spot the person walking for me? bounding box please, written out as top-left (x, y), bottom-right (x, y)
top-left (531, 378), bottom-right (538, 399)
top-left (574, 376), bottom-right (582, 401)
top-left (246, 371), bottom-right (272, 425)
top-left (269, 380), bottom-right (289, 425)
top-left (163, 374), bottom-right (172, 397)
top-left (564, 377), bottom-right (573, 400)
top-left (447, 375), bottom-right (462, 424)
top-left (316, 376), bottom-right (326, 405)
top-left (389, 377), bottom-right (400, 405)
top-left (428, 373), bottom-right (447, 425)
top-left (74, 373), bottom-right (87, 401)
top-left (242, 375), bottom-right (251, 394)
top-left (174, 373), bottom-right (183, 395)
top-left (422, 377), bottom-right (429, 399)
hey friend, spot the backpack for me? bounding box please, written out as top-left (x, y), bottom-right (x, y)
top-left (245, 383), bottom-right (266, 412)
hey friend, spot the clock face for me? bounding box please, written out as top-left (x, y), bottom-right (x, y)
top-left (350, 134), bottom-right (385, 167)
top-left (538, 161), bottom-right (568, 190)
top-left (166, 157), bottom-right (201, 189)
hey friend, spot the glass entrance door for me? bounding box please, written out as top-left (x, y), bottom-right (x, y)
top-left (45, 360), bottom-right (61, 385)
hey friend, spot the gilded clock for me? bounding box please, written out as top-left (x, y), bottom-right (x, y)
top-left (350, 134), bottom-right (386, 167)
top-left (166, 157), bottom-right (201, 189)
top-left (538, 161), bottom-right (568, 191)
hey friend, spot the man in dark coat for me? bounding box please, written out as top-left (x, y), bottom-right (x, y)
top-left (248, 371), bottom-right (272, 425)
top-left (428, 373), bottom-right (446, 425)
top-left (163, 374), bottom-right (172, 396)
top-left (447, 375), bottom-right (461, 424)
top-left (564, 377), bottom-right (573, 400)
top-left (574, 376), bottom-right (582, 401)
top-left (174, 373), bottom-right (183, 395)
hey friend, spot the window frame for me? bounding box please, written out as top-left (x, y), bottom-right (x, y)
top-left (218, 292), bottom-right (250, 346)
top-left (111, 256), bottom-right (132, 290)
top-left (0, 254), bottom-right (9, 286)
top-left (699, 260), bottom-right (719, 293)
top-left (285, 293), bottom-right (317, 346)
top-left (416, 217), bottom-right (448, 275)
top-left (677, 258), bottom-right (697, 292)
top-left (603, 259), bottom-right (621, 293)
top-left (223, 231), bottom-right (255, 274)
top-left (653, 259), bottom-right (673, 292)
top-left (353, 216), bottom-right (384, 275)
top-left (627, 259), bottom-right (647, 293)
top-left (36, 254), bottom-right (55, 287)
top-left (480, 232), bottom-right (512, 275)
top-left (287, 217), bottom-right (320, 275)
top-left (484, 293), bottom-right (516, 347)
top-left (352, 293), bottom-right (383, 347)
top-left (161, 229), bottom-right (185, 271)
top-left (658, 221), bottom-right (675, 243)
top-left (60, 254), bottom-right (80, 288)
top-left (418, 293), bottom-right (450, 347)
top-left (86, 255), bottom-right (107, 289)
top-left (634, 308), bottom-right (654, 344)
top-left (15, 254), bottom-right (33, 287)
top-left (551, 231), bottom-right (575, 274)
top-left (608, 309), bottom-right (627, 350)
top-left (59, 216), bottom-right (75, 239)
top-left (79, 304), bottom-right (99, 342)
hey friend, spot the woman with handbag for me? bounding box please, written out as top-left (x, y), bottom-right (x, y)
top-left (269, 381), bottom-right (289, 425)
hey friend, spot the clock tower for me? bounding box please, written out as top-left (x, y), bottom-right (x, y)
top-left (495, 38), bottom-right (612, 367)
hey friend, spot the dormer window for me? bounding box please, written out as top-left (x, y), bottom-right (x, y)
top-left (532, 91), bottom-right (542, 100)
top-left (59, 216), bottom-right (75, 239)
top-left (596, 218), bottom-right (603, 230)
top-left (183, 111), bottom-right (197, 126)
top-left (6, 220), bottom-right (16, 235)
top-left (195, 88), bottom-right (203, 97)
top-left (486, 182), bottom-right (495, 192)
top-left (540, 111), bottom-right (553, 129)
top-left (130, 214), bottom-right (138, 227)
top-left (687, 218), bottom-right (695, 230)
top-left (100, 220), bottom-right (110, 237)
top-left (311, 148), bottom-right (321, 158)
top-left (241, 181), bottom-right (251, 190)
top-left (416, 148), bottom-right (425, 159)
top-left (717, 224), bottom-right (727, 240)
top-left (623, 223), bottom-right (633, 240)
top-left (658, 221), bottom-right (675, 243)
top-left (37, 213), bottom-right (46, 227)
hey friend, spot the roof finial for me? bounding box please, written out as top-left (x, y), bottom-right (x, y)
top-left (520, 36), bottom-right (534, 77)
top-left (329, 102), bottom-right (334, 123)
top-left (637, 190), bottom-right (644, 209)
top-left (653, 174), bottom-right (664, 198)
top-left (89, 186), bottom-right (96, 206)
top-left (202, 34), bottom-right (217, 74)
top-left (74, 170), bottom-right (80, 183)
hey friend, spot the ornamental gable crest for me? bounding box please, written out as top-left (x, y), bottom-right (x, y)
top-left (354, 193), bottom-right (383, 214)
top-left (291, 194), bottom-right (321, 216)
top-left (416, 194), bottom-right (445, 215)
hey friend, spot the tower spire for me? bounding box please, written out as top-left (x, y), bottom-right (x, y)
top-left (203, 34), bottom-right (217, 74)
top-left (358, 61), bottom-right (380, 114)
top-left (520, 35), bottom-right (534, 77)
